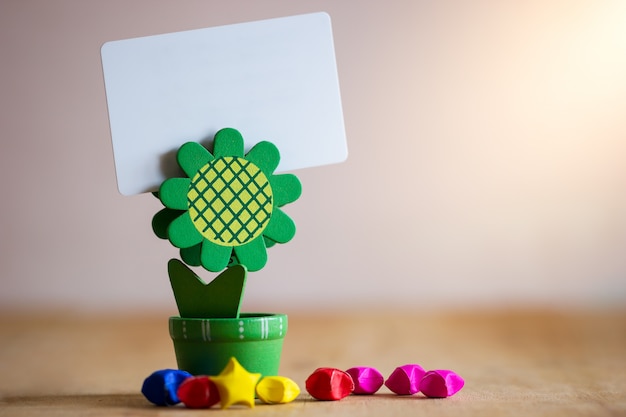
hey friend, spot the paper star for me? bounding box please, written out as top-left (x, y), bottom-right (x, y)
top-left (209, 357), bottom-right (262, 409)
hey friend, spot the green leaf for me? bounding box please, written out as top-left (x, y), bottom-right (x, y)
top-left (168, 259), bottom-right (247, 319)
top-left (177, 142), bottom-right (213, 178)
top-left (168, 213), bottom-right (203, 248)
top-left (263, 207), bottom-right (296, 244)
top-left (246, 141), bottom-right (280, 175)
top-left (270, 174), bottom-right (302, 207)
top-left (152, 208), bottom-right (183, 239)
top-left (200, 240), bottom-right (233, 272)
top-left (159, 178), bottom-right (190, 210)
top-left (213, 128), bottom-right (244, 158)
top-left (233, 236), bottom-right (267, 272)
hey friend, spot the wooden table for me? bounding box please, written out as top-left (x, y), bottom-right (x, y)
top-left (0, 309), bottom-right (624, 416)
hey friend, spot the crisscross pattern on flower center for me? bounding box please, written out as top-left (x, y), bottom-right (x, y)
top-left (187, 157), bottom-right (273, 246)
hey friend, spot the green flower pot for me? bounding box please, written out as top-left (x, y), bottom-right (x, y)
top-left (169, 313), bottom-right (287, 376)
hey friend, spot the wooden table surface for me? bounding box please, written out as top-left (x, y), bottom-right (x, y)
top-left (0, 309), bottom-right (624, 416)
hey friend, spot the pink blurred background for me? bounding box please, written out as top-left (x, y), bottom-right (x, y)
top-left (1, 0), bottom-right (625, 313)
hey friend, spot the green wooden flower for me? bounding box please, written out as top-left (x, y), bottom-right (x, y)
top-left (153, 128), bottom-right (302, 272)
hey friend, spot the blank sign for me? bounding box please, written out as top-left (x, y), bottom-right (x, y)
top-left (101, 12), bottom-right (347, 196)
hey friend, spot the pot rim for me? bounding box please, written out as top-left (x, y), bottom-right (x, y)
top-left (169, 313), bottom-right (287, 342)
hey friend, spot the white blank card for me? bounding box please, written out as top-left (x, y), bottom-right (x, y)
top-left (101, 12), bottom-right (347, 196)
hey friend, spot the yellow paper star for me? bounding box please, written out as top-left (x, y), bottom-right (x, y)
top-left (209, 357), bottom-right (262, 409)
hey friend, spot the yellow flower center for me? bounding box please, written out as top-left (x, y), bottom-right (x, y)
top-left (187, 157), bottom-right (273, 246)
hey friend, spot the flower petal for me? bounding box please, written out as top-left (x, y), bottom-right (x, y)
top-left (177, 142), bottom-right (213, 178)
top-left (213, 128), bottom-right (244, 158)
top-left (168, 213), bottom-right (204, 248)
top-left (200, 240), bottom-right (233, 272)
top-left (245, 141), bottom-right (280, 176)
top-left (270, 174), bottom-right (302, 207)
top-left (152, 208), bottom-right (184, 239)
top-left (180, 244), bottom-right (202, 267)
top-left (234, 237), bottom-right (267, 272)
top-left (159, 178), bottom-right (191, 210)
top-left (263, 207), bottom-right (296, 244)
